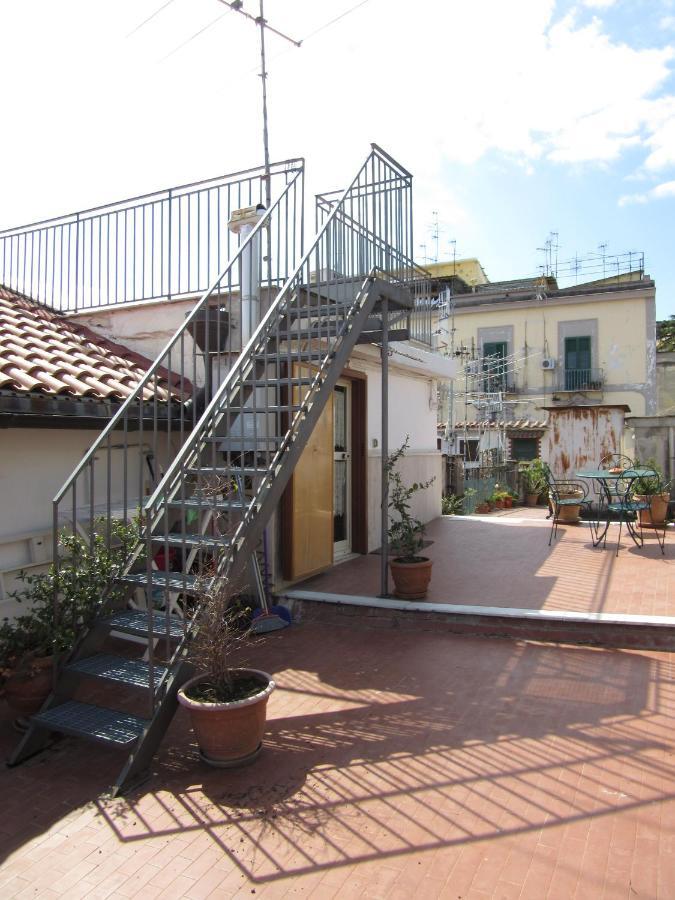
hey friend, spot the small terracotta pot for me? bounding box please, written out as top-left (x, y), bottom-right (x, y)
top-left (4, 656), bottom-right (53, 717)
top-left (495, 499), bottom-right (505, 509)
top-left (475, 503), bottom-right (490, 514)
top-left (503, 497), bottom-right (513, 508)
top-left (178, 669), bottom-right (275, 766)
top-left (635, 492), bottom-right (670, 527)
top-left (389, 557), bottom-right (433, 600)
top-left (526, 493), bottom-right (539, 507)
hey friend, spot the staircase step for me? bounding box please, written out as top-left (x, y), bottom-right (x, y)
top-left (105, 609), bottom-right (186, 639)
top-left (242, 377), bottom-right (316, 387)
top-left (227, 404), bottom-right (305, 413)
top-left (150, 533), bottom-right (231, 549)
top-left (118, 572), bottom-right (201, 593)
top-left (31, 700), bottom-right (148, 747)
top-left (169, 492), bottom-right (246, 508)
top-left (180, 465), bottom-right (277, 476)
top-left (67, 653), bottom-right (168, 689)
top-left (203, 435), bottom-right (286, 446)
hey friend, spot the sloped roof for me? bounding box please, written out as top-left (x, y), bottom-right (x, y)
top-left (0, 285), bottom-right (180, 402)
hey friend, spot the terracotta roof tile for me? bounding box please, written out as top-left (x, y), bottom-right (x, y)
top-left (0, 285), bottom-right (187, 402)
top-left (454, 419), bottom-right (548, 430)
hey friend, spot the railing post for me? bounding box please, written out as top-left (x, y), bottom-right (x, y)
top-left (380, 297), bottom-right (390, 598)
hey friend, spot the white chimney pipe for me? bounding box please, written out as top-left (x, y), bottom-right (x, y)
top-left (228, 204), bottom-right (266, 347)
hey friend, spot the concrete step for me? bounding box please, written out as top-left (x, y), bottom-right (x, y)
top-left (280, 589), bottom-right (675, 651)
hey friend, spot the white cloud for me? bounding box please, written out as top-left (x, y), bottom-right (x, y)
top-left (0, 0), bottom-right (674, 231)
top-left (580, 0), bottom-right (617, 7)
top-left (618, 179), bottom-right (675, 205)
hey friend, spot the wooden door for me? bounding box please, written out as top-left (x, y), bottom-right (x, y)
top-left (284, 371), bottom-right (334, 581)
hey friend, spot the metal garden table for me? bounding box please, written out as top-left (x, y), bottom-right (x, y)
top-left (576, 468), bottom-right (653, 549)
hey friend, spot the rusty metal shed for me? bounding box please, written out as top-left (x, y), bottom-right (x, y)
top-left (540, 405), bottom-right (630, 477)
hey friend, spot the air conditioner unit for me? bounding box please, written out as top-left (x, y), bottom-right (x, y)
top-left (541, 357), bottom-right (556, 370)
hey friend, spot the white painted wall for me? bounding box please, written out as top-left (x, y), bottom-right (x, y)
top-left (0, 427), bottom-right (155, 618)
top-left (346, 348), bottom-right (443, 552)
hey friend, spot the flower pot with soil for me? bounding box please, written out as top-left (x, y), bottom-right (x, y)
top-left (178, 668), bottom-right (275, 766)
top-left (632, 464), bottom-right (671, 527)
top-left (386, 437), bottom-right (435, 600)
top-left (521, 464), bottom-right (546, 509)
top-left (177, 586), bottom-right (275, 767)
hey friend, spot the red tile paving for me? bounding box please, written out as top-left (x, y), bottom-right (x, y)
top-left (2, 623), bottom-right (675, 898)
top-left (298, 509), bottom-right (675, 617)
top-left (0, 285), bottom-right (184, 401)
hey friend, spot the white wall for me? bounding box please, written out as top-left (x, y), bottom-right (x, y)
top-left (0, 427), bottom-right (152, 618)
top-left (347, 350), bottom-right (443, 552)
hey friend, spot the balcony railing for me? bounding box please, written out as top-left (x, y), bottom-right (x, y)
top-left (0, 159), bottom-right (303, 312)
top-left (558, 368), bottom-right (604, 391)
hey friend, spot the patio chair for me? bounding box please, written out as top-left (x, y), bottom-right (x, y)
top-left (599, 453), bottom-right (634, 471)
top-left (544, 467), bottom-right (593, 546)
top-left (602, 468), bottom-right (658, 557)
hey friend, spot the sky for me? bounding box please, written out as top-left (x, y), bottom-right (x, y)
top-left (1, 0), bottom-right (674, 318)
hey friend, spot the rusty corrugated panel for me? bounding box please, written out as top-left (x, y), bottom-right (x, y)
top-left (543, 406), bottom-right (625, 477)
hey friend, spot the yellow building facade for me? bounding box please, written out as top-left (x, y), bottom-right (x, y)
top-left (438, 273), bottom-right (656, 468)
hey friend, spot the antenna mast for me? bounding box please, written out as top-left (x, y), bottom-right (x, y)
top-left (219, 1), bottom-right (301, 207)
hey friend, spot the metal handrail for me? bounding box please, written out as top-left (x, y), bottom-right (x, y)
top-left (1, 159), bottom-right (304, 311)
top-left (52, 168), bottom-right (304, 508)
top-left (144, 151), bottom-right (401, 512)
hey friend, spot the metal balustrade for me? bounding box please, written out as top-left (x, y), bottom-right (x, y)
top-left (0, 160), bottom-right (303, 312)
top-left (559, 368), bottom-right (605, 391)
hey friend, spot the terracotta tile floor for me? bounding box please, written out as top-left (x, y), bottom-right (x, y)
top-left (297, 510), bottom-right (675, 617)
top-left (2, 624), bottom-right (675, 898)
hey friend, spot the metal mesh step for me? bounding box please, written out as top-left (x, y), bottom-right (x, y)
top-left (168, 493), bottom-right (246, 508)
top-left (32, 701), bottom-right (148, 746)
top-left (104, 610), bottom-right (186, 638)
top-left (66, 653), bottom-right (168, 688)
top-left (118, 572), bottom-right (201, 593)
top-left (150, 533), bottom-right (231, 549)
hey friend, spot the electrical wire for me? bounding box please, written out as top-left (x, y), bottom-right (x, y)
top-left (126, 0), bottom-right (178, 38)
top-left (160, 8), bottom-right (233, 61)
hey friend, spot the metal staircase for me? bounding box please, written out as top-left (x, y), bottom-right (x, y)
top-left (9, 145), bottom-right (426, 795)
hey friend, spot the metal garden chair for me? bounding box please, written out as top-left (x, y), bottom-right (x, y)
top-left (601, 467), bottom-right (661, 556)
top-left (543, 465), bottom-right (593, 546)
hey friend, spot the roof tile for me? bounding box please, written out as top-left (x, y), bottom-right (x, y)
top-left (0, 285), bottom-right (188, 402)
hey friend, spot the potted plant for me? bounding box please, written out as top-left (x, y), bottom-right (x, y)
top-left (521, 465), bottom-right (546, 507)
top-left (0, 522), bottom-right (136, 721)
top-left (177, 584), bottom-right (275, 767)
top-left (386, 437), bottom-right (435, 600)
top-left (632, 462), bottom-right (671, 527)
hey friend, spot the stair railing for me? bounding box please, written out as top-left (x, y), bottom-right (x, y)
top-left (50, 164), bottom-right (305, 658)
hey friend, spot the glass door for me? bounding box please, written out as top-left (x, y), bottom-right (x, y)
top-left (333, 382), bottom-right (351, 559)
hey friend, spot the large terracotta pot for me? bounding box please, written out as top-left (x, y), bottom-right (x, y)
top-left (635, 492), bottom-right (670, 527)
top-left (525, 493), bottom-right (539, 507)
top-left (556, 490), bottom-right (584, 524)
top-left (178, 668), bottom-right (275, 767)
top-left (4, 656), bottom-right (53, 717)
top-left (390, 557), bottom-right (433, 600)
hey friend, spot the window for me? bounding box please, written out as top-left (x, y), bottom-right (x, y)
top-left (564, 336), bottom-right (591, 390)
top-left (482, 341), bottom-right (507, 392)
top-left (510, 437), bottom-right (539, 461)
top-left (459, 439), bottom-right (479, 461)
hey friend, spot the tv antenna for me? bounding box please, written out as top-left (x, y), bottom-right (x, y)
top-left (217, 1), bottom-right (301, 207)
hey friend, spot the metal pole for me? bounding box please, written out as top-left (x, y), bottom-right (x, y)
top-left (258, 0), bottom-right (271, 211)
top-left (380, 298), bottom-right (389, 597)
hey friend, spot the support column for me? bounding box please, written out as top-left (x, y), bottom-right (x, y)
top-left (380, 300), bottom-right (389, 598)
